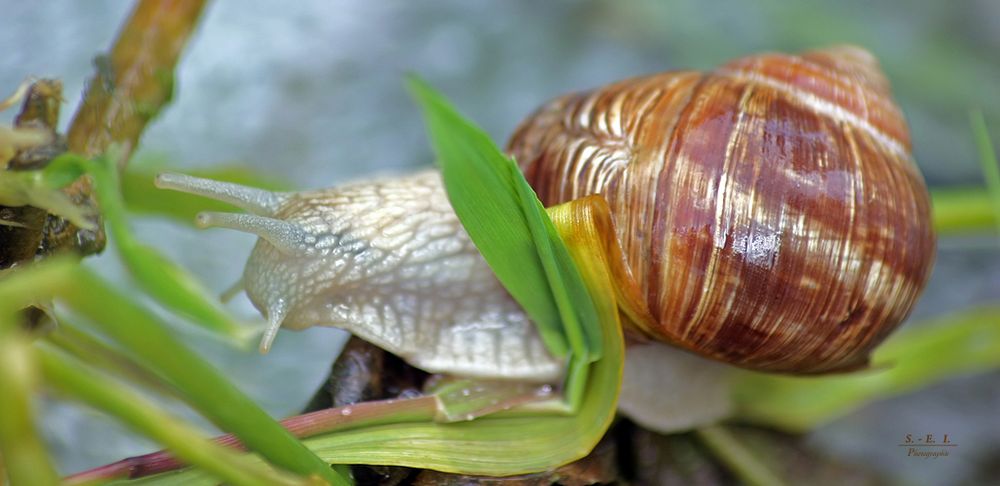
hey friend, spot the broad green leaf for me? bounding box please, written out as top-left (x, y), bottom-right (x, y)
top-left (512, 167), bottom-right (603, 361)
top-left (408, 78), bottom-right (610, 410)
top-left (407, 77), bottom-right (568, 359)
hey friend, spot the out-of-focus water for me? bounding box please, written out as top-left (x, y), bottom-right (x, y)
top-left (2, 1), bottom-right (999, 484)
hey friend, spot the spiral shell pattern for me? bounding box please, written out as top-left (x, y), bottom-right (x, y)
top-left (508, 46), bottom-right (935, 373)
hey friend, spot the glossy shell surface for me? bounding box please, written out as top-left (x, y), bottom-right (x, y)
top-left (508, 47), bottom-right (936, 373)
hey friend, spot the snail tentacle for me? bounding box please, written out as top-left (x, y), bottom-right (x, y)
top-left (219, 276), bottom-right (245, 303)
top-left (195, 212), bottom-right (314, 257)
top-left (259, 296), bottom-right (288, 353)
top-left (154, 172), bottom-right (288, 216)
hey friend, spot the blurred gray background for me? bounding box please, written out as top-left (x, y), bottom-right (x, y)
top-left (2, 1), bottom-right (999, 484)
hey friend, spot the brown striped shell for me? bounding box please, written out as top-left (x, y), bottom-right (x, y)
top-left (508, 46), bottom-right (936, 374)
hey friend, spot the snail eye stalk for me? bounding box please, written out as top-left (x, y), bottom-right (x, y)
top-left (193, 211), bottom-right (313, 257)
top-left (154, 172), bottom-right (288, 217)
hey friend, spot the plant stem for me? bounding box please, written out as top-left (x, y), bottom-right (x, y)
top-left (67, 0), bottom-right (206, 161)
top-left (695, 425), bottom-right (787, 486)
top-left (732, 305), bottom-right (1000, 431)
top-left (65, 396), bottom-right (440, 482)
top-left (45, 318), bottom-right (181, 399)
top-left (970, 110), bottom-right (1000, 235)
top-left (931, 188), bottom-right (996, 234)
top-left (0, 316), bottom-right (61, 486)
top-left (57, 0), bottom-right (208, 256)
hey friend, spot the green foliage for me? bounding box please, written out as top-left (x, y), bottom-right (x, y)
top-left (971, 110), bottom-right (1000, 237)
top-left (732, 306), bottom-right (1000, 431)
top-left (0, 161), bottom-right (93, 230)
top-left (406, 77), bottom-right (570, 360)
top-left (931, 188), bottom-right (997, 234)
top-left (0, 259), bottom-right (346, 485)
top-left (38, 346), bottom-right (308, 486)
top-left (408, 77), bottom-right (604, 411)
top-left (51, 153), bottom-right (253, 342)
top-left (0, 318), bottom-right (60, 486)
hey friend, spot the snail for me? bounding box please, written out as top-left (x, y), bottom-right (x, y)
top-left (155, 46), bottom-right (935, 431)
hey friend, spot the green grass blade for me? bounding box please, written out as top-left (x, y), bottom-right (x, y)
top-left (408, 77), bottom-right (613, 413)
top-left (46, 318), bottom-right (181, 399)
top-left (38, 346), bottom-right (307, 486)
top-left (56, 153), bottom-right (252, 343)
top-left (694, 426), bottom-right (787, 486)
top-left (60, 269), bottom-right (349, 485)
top-left (406, 77), bottom-right (568, 359)
top-left (931, 188), bottom-right (996, 233)
top-left (0, 260), bottom-right (347, 485)
top-left (732, 306), bottom-right (1000, 431)
top-left (0, 256), bottom-right (78, 309)
top-left (512, 168), bottom-right (602, 362)
top-left (0, 316), bottom-right (60, 486)
top-left (970, 110), bottom-right (1000, 235)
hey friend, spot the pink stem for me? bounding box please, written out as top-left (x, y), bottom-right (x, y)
top-left (64, 396), bottom-right (439, 483)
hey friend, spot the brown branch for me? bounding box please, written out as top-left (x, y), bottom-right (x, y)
top-left (54, 0), bottom-right (209, 256)
top-left (67, 0), bottom-right (207, 161)
top-left (0, 80), bottom-right (63, 268)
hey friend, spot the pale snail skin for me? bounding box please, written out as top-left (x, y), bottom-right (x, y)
top-left (156, 46), bottom-right (934, 432)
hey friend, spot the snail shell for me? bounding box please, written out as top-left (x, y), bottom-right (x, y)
top-left (508, 45), bottom-right (935, 373)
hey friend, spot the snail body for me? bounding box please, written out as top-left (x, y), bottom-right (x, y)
top-left (157, 170), bottom-right (564, 382)
top-left (156, 46), bottom-right (934, 429)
